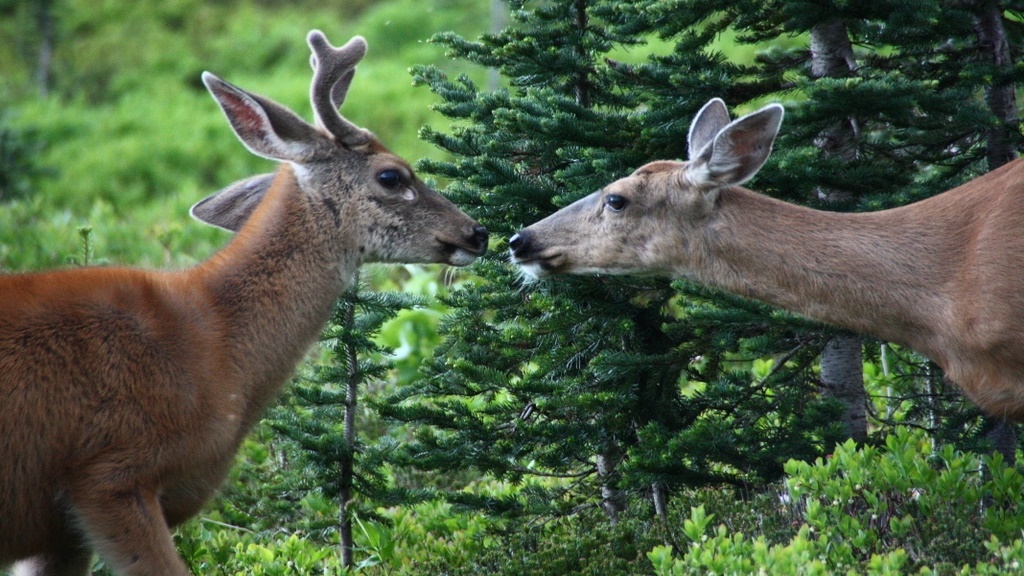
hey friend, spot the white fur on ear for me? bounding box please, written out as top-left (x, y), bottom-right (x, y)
top-left (684, 160), bottom-right (712, 189)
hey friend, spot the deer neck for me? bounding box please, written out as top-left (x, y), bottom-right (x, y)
top-left (194, 165), bottom-right (356, 427)
top-left (692, 187), bottom-right (959, 357)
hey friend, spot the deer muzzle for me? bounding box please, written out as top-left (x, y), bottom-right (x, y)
top-left (508, 229), bottom-right (563, 278)
top-left (442, 224), bottom-right (489, 266)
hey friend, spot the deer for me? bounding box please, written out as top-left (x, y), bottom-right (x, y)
top-left (0, 30), bottom-right (487, 576)
top-left (509, 97), bottom-right (1024, 423)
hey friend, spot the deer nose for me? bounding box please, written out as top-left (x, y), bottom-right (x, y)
top-left (508, 231), bottom-right (529, 256)
top-left (472, 225), bottom-right (489, 254)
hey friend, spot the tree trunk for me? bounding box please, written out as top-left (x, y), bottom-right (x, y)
top-left (820, 335), bottom-right (867, 442)
top-left (571, 0), bottom-right (592, 108)
top-left (809, 19), bottom-right (868, 442)
top-left (487, 0), bottom-right (506, 92)
top-left (340, 287), bottom-right (359, 568)
top-left (34, 0), bottom-right (55, 98)
top-left (572, 0), bottom-right (621, 519)
top-left (987, 419), bottom-right (1017, 466)
top-left (596, 451), bottom-right (625, 524)
top-left (810, 20), bottom-right (856, 79)
top-left (971, 1), bottom-right (1018, 170)
top-left (970, 0), bottom-right (1019, 462)
top-left (651, 482), bottom-right (668, 520)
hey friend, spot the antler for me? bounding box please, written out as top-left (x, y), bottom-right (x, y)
top-left (307, 30), bottom-right (371, 147)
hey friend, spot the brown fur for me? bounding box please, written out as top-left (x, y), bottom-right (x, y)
top-left (1, 31), bottom-right (486, 575)
top-left (511, 98), bottom-right (1024, 421)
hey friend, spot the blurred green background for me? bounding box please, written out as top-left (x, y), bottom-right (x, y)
top-left (0, 0), bottom-right (491, 271)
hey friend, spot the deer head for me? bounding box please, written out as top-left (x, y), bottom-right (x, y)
top-left (508, 98), bottom-right (782, 278)
top-left (193, 30), bottom-right (488, 268)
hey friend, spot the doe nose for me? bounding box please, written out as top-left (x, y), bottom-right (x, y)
top-left (508, 231), bottom-right (528, 256)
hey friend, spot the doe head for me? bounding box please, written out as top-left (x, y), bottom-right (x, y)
top-left (508, 98), bottom-right (782, 279)
top-left (192, 30), bottom-right (488, 267)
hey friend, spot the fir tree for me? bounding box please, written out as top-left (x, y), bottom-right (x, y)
top-left (375, 0), bottom-right (1024, 529)
top-left (270, 278), bottom-right (425, 567)
top-left (379, 0), bottom-right (842, 522)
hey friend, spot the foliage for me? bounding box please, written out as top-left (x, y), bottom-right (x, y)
top-left (266, 280), bottom-right (430, 569)
top-left (374, 0), bottom-right (851, 532)
top-left (168, 498), bottom-right (500, 575)
top-left (174, 523), bottom-right (347, 576)
top-left (174, 429), bottom-right (1023, 575)
top-left (0, 111), bottom-right (46, 201)
top-left (379, 0), bottom-right (1024, 565)
top-left (649, 428), bottom-right (1024, 575)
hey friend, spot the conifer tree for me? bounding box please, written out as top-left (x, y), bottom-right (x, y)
top-left (378, 0), bottom-right (841, 520)
top-left (270, 280), bottom-right (423, 567)
top-left (378, 0), bottom-right (1024, 526)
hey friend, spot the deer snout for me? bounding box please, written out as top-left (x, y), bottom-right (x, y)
top-left (471, 225), bottom-right (490, 255)
top-left (509, 229), bottom-right (556, 278)
top-left (441, 223), bottom-right (489, 267)
top-left (508, 230), bottom-right (530, 258)
top-left (508, 229), bottom-right (565, 278)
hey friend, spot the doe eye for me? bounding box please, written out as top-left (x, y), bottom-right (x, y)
top-left (605, 194), bottom-right (627, 212)
top-left (377, 169), bottom-right (403, 189)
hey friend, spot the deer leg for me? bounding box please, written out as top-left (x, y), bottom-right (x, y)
top-left (69, 484), bottom-right (191, 576)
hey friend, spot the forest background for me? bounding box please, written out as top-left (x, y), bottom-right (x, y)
top-left (6, 0), bottom-right (1024, 574)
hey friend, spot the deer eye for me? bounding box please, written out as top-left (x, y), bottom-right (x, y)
top-left (377, 169), bottom-right (403, 189)
top-left (605, 194), bottom-right (627, 212)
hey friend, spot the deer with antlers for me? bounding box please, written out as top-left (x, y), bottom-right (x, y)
top-left (510, 98), bottom-right (1024, 422)
top-left (0, 31), bottom-right (487, 575)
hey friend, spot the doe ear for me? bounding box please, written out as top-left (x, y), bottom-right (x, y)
top-left (202, 72), bottom-right (325, 164)
top-left (689, 103), bottom-right (784, 189)
top-left (687, 98), bottom-right (731, 159)
top-left (191, 173), bottom-right (276, 232)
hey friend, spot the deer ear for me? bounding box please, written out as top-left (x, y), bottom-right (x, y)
top-left (203, 72), bottom-right (327, 163)
top-left (689, 103), bottom-right (783, 188)
top-left (191, 173), bottom-right (276, 232)
top-left (687, 98), bottom-right (731, 159)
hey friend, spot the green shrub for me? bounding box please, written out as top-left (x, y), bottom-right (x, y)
top-left (165, 429), bottom-right (1024, 575)
top-left (651, 428), bottom-right (1024, 575)
top-left (410, 509), bottom-right (660, 576)
top-left (172, 523), bottom-right (347, 576)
